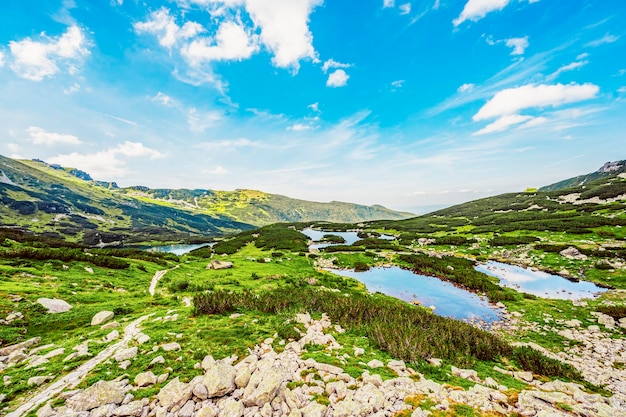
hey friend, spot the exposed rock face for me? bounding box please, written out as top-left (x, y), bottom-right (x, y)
top-left (36, 298), bottom-right (72, 313)
top-left (91, 311), bottom-right (115, 326)
top-left (203, 362), bottom-right (236, 397)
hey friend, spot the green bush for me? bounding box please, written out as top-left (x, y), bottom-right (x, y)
top-left (512, 346), bottom-right (581, 380)
top-left (354, 261), bottom-right (370, 272)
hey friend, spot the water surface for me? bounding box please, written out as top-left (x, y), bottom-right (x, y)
top-left (329, 266), bottom-right (501, 322)
top-left (301, 228), bottom-right (395, 249)
top-left (140, 243), bottom-right (214, 256)
top-left (475, 261), bottom-right (607, 300)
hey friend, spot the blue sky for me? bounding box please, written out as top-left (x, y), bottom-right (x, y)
top-left (0, 0), bottom-right (624, 213)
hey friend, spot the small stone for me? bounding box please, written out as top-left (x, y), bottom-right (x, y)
top-left (367, 359), bottom-right (384, 368)
top-left (119, 360), bottom-right (132, 370)
top-left (28, 375), bottom-right (52, 386)
top-left (134, 371), bottom-right (157, 387)
top-left (104, 330), bottom-right (120, 343)
top-left (161, 343), bottom-right (181, 352)
top-left (114, 347), bottom-right (138, 362)
top-left (92, 311), bottom-right (115, 326)
top-left (149, 355), bottom-right (165, 367)
top-left (353, 347), bottom-right (365, 356)
top-left (134, 333), bottom-right (150, 344)
top-left (101, 321), bottom-right (120, 330)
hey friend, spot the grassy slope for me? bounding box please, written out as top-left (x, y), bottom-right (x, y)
top-left (0, 155), bottom-right (412, 245)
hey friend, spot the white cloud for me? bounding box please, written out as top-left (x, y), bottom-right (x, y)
top-left (27, 126), bottom-right (82, 146)
top-left (151, 92), bottom-right (177, 106)
top-left (288, 123), bottom-right (311, 131)
top-left (47, 142), bottom-right (164, 179)
top-left (188, 108), bottom-right (223, 132)
top-left (546, 60), bottom-right (588, 81)
top-left (322, 58), bottom-right (351, 73)
top-left (63, 83), bottom-right (81, 94)
top-left (399, 3), bottom-right (411, 15)
top-left (391, 80), bottom-right (405, 89)
top-left (245, 0), bottom-right (322, 71)
top-left (182, 21), bottom-right (258, 66)
top-left (198, 138), bottom-right (259, 151)
top-left (0, 51), bottom-right (4, 67)
top-left (457, 83), bottom-right (475, 93)
top-left (8, 25), bottom-right (89, 81)
top-left (585, 33), bottom-right (620, 47)
top-left (618, 86), bottom-right (626, 94)
top-left (203, 166), bottom-right (229, 175)
top-left (576, 52), bottom-right (588, 60)
top-left (115, 141), bottom-right (165, 159)
top-left (453, 0), bottom-right (509, 27)
top-left (308, 102), bottom-right (320, 112)
top-left (383, 0), bottom-right (395, 7)
top-left (326, 69), bottom-right (349, 87)
top-left (505, 37), bottom-right (528, 55)
top-left (473, 83), bottom-right (599, 121)
top-left (473, 114), bottom-right (533, 135)
top-left (134, 8), bottom-right (205, 49)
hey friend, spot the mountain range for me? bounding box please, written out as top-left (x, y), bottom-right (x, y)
top-left (0, 155), bottom-right (412, 245)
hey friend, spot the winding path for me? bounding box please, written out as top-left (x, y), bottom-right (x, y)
top-left (6, 314), bottom-right (152, 417)
top-left (149, 265), bottom-right (179, 296)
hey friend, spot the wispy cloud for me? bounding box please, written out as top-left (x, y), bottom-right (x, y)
top-left (584, 33), bottom-right (620, 47)
top-left (546, 60), bottom-right (589, 81)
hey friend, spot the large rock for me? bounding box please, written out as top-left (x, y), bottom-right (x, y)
top-left (243, 366), bottom-right (286, 407)
top-left (207, 260), bottom-right (234, 270)
top-left (203, 363), bottom-right (236, 397)
top-left (157, 377), bottom-right (191, 410)
top-left (91, 311), bottom-right (115, 326)
top-left (37, 298), bottom-right (72, 313)
top-left (66, 380), bottom-right (126, 411)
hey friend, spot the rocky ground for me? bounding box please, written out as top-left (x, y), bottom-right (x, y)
top-left (3, 309), bottom-right (626, 417)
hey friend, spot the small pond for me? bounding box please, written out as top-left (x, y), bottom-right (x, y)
top-left (328, 266), bottom-right (501, 322)
top-left (301, 228), bottom-right (395, 249)
top-left (474, 261), bottom-right (608, 300)
top-left (139, 242), bottom-right (215, 256)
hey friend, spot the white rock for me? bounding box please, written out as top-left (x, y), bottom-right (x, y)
top-left (114, 347), bottom-right (138, 362)
top-left (134, 371), bottom-right (157, 387)
top-left (161, 342), bottom-right (181, 352)
top-left (66, 380), bottom-right (126, 411)
top-left (37, 298), bottom-right (72, 313)
top-left (92, 311), bottom-right (115, 326)
top-left (104, 330), bottom-right (120, 343)
top-left (150, 356), bottom-right (165, 367)
top-left (203, 363), bottom-right (236, 397)
top-left (367, 359), bottom-right (384, 369)
top-left (134, 333), bottom-right (150, 344)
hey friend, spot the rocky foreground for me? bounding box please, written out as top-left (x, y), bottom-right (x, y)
top-left (3, 310), bottom-right (626, 417)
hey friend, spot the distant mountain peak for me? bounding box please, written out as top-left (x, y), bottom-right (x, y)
top-left (598, 160), bottom-right (626, 174)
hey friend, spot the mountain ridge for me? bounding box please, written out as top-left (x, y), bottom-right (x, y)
top-left (0, 155), bottom-right (413, 245)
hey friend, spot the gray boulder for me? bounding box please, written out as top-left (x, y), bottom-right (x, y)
top-left (37, 298), bottom-right (72, 313)
top-left (156, 377), bottom-right (191, 410)
top-left (207, 260), bottom-right (233, 270)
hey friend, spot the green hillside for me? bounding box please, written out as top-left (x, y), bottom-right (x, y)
top-left (0, 155), bottom-right (412, 245)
